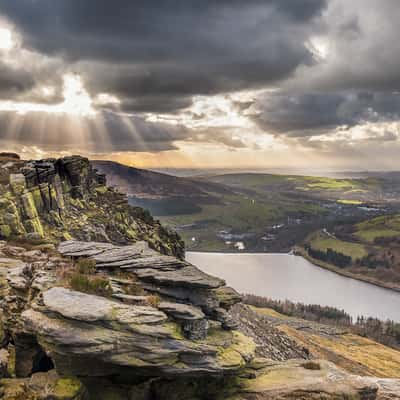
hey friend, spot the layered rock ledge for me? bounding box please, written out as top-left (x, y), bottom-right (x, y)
top-left (22, 287), bottom-right (254, 378)
top-left (0, 155), bottom-right (184, 257)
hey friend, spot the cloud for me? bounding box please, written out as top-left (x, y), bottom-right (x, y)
top-left (0, 0), bottom-right (327, 112)
top-left (2, 0), bottom-right (400, 169)
top-left (286, 0), bottom-right (400, 92)
top-left (0, 60), bottom-right (35, 96)
top-left (251, 91), bottom-right (400, 137)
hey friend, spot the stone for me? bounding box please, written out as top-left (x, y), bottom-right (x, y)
top-left (59, 240), bottom-right (183, 270)
top-left (24, 217), bottom-right (44, 238)
top-left (158, 301), bottom-right (205, 321)
top-left (58, 241), bottom-right (115, 257)
top-left (112, 294), bottom-right (149, 305)
top-left (159, 301), bottom-right (208, 340)
top-left (57, 240), bottom-right (228, 323)
top-left (236, 359), bottom-right (379, 400)
top-left (0, 153), bottom-right (20, 160)
top-left (0, 349), bottom-right (9, 378)
top-left (7, 265), bottom-right (31, 291)
top-left (0, 156), bottom-right (185, 256)
top-left (21, 192), bottom-right (38, 219)
top-left (0, 225), bottom-right (11, 239)
top-left (213, 286), bottom-right (241, 309)
top-left (42, 287), bottom-right (168, 325)
top-left (9, 174), bottom-right (26, 195)
top-left (0, 370), bottom-right (88, 400)
top-left (134, 264), bottom-right (225, 289)
top-left (21, 287), bottom-right (255, 379)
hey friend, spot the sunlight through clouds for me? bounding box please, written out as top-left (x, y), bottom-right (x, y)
top-left (0, 73), bottom-right (96, 116)
top-left (0, 27), bottom-right (12, 50)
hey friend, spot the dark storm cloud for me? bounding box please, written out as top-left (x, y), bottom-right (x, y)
top-left (252, 91), bottom-right (400, 137)
top-left (0, 0), bottom-right (327, 112)
top-left (0, 61), bottom-right (35, 97)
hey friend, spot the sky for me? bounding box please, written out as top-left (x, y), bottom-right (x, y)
top-left (0, 0), bottom-right (400, 170)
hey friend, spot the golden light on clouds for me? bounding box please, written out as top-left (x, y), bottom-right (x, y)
top-left (0, 27), bottom-right (13, 50)
top-left (60, 74), bottom-right (95, 116)
top-left (0, 74), bottom-right (96, 116)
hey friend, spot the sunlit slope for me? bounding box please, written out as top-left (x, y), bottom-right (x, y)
top-left (251, 306), bottom-right (400, 378)
top-left (303, 214), bottom-right (400, 289)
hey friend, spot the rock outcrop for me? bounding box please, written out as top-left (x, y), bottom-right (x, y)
top-left (22, 287), bottom-right (253, 378)
top-left (0, 239), bottom-right (392, 399)
top-left (0, 155), bottom-right (184, 258)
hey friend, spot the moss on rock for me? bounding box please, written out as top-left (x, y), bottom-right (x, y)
top-left (53, 376), bottom-right (87, 399)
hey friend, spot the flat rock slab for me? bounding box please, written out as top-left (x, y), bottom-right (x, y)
top-left (112, 294), bottom-right (149, 305)
top-left (239, 359), bottom-right (378, 400)
top-left (7, 265), bottom-right (30, 290)
top-left (42, 287), bottom-right (167, 325)
top-left (0, 258), bottom-right (26, 269)
top-left (159, 301), bottom-right (205, 321)
top-left (58, 241), bottom-right (115, 257)
top-left (57, 240), bottom-right (225, 290)
top-left (135, 265), bottom-right (225, 289)
top-left (92, 243), bottom-right (151, 264)
top-left (116, 255), bottom-right (187, 270)
top-left (58, 240), bottom-right (186, 270)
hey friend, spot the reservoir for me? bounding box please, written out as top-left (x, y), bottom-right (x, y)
top-left (187, 252), bottom-right (400, 322)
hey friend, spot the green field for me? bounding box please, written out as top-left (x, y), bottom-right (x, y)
top-left (302, 177), bottom-right (357, 190)
top-left (308, 231), bottom-right (368, 260)
top-left (337, 199), bottom-right (363, 205)
top-left (157, 173), bottom-right (390, 252)
top-left (354, 214), bottom-right (400, 243)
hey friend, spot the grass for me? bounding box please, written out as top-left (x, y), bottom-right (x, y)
top-left (69, 272), bottom-right (112, 296)
top-left (59, 257), bottom-right (112, 297)
top-left (337, 199), bottom-right (363, 205)
top-left (355, 229), bottom-right (400, 242)
top-left (354, 214), bottom-right (400, 242)
top-left (308, 231), bottom-right (368, 260)
top-left (160, 187), bottom-right (327, 251)
top-left (76, 258), bottom-right (96, 274)
top-left (147, 295), bottom-right (161, 308)
top-left (302, 177), bottom-right (358, 190)
top-left (250, 306), bottom-right (400, 378)
top-left (159, 173), bottom-right (381, 251)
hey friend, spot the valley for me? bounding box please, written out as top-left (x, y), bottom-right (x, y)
top-left (94, 161), bottom-right (400, 292)
top-left (0, 154), bottom-right (399, 399)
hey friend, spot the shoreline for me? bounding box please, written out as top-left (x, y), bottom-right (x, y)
top-left (294, 246), bottom-right (400, 294)
top-left (187, 249), bottom-right (400, 294)
top-left (187, 250), bottom-right (292, 256)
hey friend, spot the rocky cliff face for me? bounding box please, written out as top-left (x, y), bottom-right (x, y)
top-left (0, 155), bottom-right (397, 399)
top-left (0, 155), bottom-right (184, 258)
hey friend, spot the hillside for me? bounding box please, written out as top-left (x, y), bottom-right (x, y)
top-left (301, 214), bottom-right (400, 290)
top-left (92, 162), bottom-right (400, 252)
top-left (232, 304), bottom-right (400, 380)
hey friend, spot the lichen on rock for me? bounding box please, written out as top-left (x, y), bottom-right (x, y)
top-left (0, 155), bottom-right (184, 258)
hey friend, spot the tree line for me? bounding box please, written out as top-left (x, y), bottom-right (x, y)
top-left (304, 244), bottom-right (352, 268)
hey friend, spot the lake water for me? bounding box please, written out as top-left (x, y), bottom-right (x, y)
top-left (186, 252), bottom-right (400, 322)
